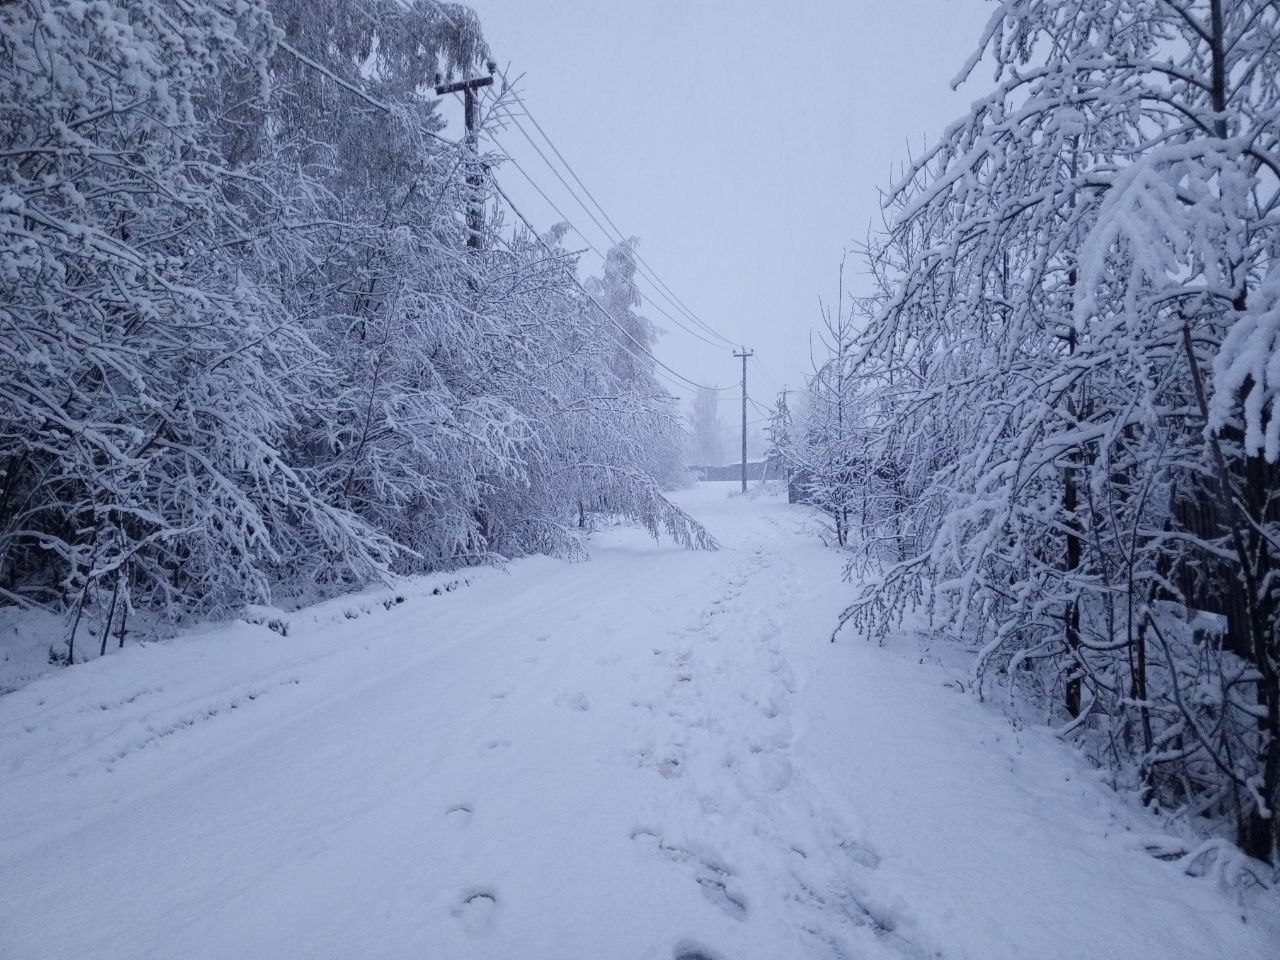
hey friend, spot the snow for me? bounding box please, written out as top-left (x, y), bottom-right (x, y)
top-left (0, 606), bottom-right (64, 696)
top-left (1, 483), bottom-right (1275, 960)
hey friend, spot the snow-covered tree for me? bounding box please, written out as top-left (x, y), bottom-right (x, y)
top-left (0, 0), bottom-right (397, 650)
top-left (819, 0), bottom-right (1280, 862)
top-left (688, 387), bottom-right (726, 468)
top-left (764, 389), bottom-right (793, 467)
top-left (0, 0), bottom-right (709, 665)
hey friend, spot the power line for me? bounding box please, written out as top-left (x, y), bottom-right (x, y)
top-left (510, 100), bottom-right (736, 346)
top-left (490, 97), bottom-right (737, 348)
top-left (419, 0), bottom-right (738, 351)
top-left (419, 0), bottom-right (738, 393)
top-left (494, 100), bottom-right (735, 346)
top-left (489, 222), bottom-right (695, 399)
top-left (219, 1), bottom-right (723, 403)
top-left (487, 177), bottom-right (727, 395)
top-left (528, 125), bottom-right (734, 344)
top-left (485, 131), bottom-right (732, 351)
top-left (751, 353), bottom-right (784, 395)
top-left (717, 415), bottom-right (768, 433)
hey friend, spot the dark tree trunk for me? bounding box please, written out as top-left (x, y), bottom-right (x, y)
top-left (1064, 466), bottom-right (1082, 718)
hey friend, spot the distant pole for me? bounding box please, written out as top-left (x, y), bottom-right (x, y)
top-left (733, 347), bottom-right (754, 493)
top-left (435, 73), bottom-right (494, 250)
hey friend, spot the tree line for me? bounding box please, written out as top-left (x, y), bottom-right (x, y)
top-left (0, 0), bottom-right (710, 662)
top-left (781, 0), bottom-right (1280, 865)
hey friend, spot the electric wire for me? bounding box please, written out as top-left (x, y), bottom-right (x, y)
top-left (485, 132), bottom-right (733, 353)
top-left (487, 178), bottom-right (728, 395)
top-left (750, 354), bottom-right (784, 397)
top-left (489, 96), bottom-right (737, 348)
top-left (518, 109), bottom-right (735, 346)
top-left (421, 0), bottom-right (750, 391)
top-left (192, 0), bottom-right (731, 404)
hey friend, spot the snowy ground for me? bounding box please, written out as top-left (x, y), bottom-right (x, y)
top-left (1, 483), bottom-right (1275, 960)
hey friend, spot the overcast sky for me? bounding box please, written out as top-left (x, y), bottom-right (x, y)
top-left (458, 0), bottom-right (991, 416)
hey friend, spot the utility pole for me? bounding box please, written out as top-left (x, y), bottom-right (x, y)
top-left (733, 347), bottom-right (754, 493)
top-left (434, 72), bottom-right (494, 250)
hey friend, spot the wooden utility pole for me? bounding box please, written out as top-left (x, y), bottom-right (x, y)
top-left (733, 347), bottom-right (754, 493)
top-left (434, 73), bottom-right (494, 249)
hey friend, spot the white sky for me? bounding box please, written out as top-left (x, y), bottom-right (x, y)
top-left (458, 0), bottom-right (991, 414)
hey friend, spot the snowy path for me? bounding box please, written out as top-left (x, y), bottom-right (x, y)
top-left (0, 485), bottom-right (1274, 960)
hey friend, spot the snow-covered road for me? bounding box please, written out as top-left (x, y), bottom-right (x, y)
top-left (1, 485), bottom-right (1274, 960)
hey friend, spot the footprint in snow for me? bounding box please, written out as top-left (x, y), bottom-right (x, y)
top-left (479, 738), bottom-right (511, 756)
top-left (445, 804), bottom-right (472, 826)
top-left (452, 889), bottom-right (498, 934)
top-left (651, 748), bottom-right (684, 779)
top-left (755, 698), bottom-right (780, 719)
top-left (631, 831), bottom-right (747, 921)
top-left (757, 754), bottom-right (793, 792)
top-left (697, 876), bottom-right (748, 919)
top-left (673, 941), bottom-right (725, 960)
top-left (838, 836), bottom-right (882, 869)
top-left (553, 691), bottom-right (589, 712)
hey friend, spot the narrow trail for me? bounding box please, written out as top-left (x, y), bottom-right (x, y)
top-left (622, 515), bottom-right (918, 960)
top-left (0, 485), bottom-right (1273, 960)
